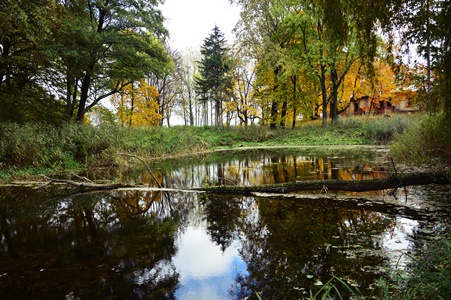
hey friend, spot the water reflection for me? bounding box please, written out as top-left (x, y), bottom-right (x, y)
top-left (0, 188), bottom-right (180, 299)
top-left (232, 197), bottom-right (393, 298)
top-left (144, 148), bottom-right (390, 189)
top-left (174, 227), bottom-right (245, 300)
top-left (0, 149), bottom-right (449, 299)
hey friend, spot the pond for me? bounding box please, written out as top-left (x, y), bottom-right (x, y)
top-left (0, 146), bottom-right (449, 299)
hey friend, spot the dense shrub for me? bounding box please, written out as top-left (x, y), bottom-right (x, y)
top-left (391, 113), bottom-right (451, 164)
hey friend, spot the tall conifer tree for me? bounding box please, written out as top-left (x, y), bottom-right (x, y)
top-left (196, 26), bottom-right (233, 126)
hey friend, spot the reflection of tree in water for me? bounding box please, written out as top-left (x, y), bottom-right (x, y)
top-left (112, 190), bottom-right (172, 219)
top-left (148, 149), bottom-right (390, 189)
top-left (0, 188), bottom-right (181, 299)
top-left (200, 194), bottom-right (242, 252)
top-left (233, 197), bottom-right (395, 299)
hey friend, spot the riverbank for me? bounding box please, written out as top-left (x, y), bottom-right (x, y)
top-left (0, 115), bottom-right (421, 181)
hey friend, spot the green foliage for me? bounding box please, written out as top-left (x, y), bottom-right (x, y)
top-left (0, 0), bottom-right (171, 123)
top-left (196, 26), bottom-right (233, 126)
top-left (0, 0), bottom-right (65, 123)
top-left (391, 112), bottom-right (451, 164)
top-left (0, 87), bottom-right (66, 124)
top-left (307, 275), bottom-right (364, 300)
top-left (0, 123), bottom-right (116, 178)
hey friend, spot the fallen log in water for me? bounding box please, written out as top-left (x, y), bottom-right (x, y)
top-left (4, 171), bottom-right (449, 197)
top-left (196, 171), bottom-right (450, 195)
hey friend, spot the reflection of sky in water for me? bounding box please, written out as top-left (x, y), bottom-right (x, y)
top-left (382, 217), bottom-right (418, 269)
top-left (174, 225), bottom-right (247, 300)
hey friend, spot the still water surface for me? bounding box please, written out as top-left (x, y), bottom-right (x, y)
top-left (0, 147), bottom-right (449, 299)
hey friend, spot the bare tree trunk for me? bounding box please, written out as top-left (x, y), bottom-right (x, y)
top-left (77, 72), bottom-right (92, 122)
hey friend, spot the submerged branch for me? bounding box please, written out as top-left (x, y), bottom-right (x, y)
top-left (38, 176), bottom-right (134, 191)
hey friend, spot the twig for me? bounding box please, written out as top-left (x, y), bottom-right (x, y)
top-left (320, 184), bottom-right (329, 193)
top-left (70, 172), bottom-right (93, 183)
top-left (117, 153), bottom-right (162, 188)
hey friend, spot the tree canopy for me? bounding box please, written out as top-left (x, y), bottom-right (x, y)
top-left (2, 0), bottom-right (450, 126)
top-left (0, 0), bottom-right (171, 123)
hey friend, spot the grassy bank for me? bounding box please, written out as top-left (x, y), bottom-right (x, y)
top-left (0, 115), bottom-right (416, 180)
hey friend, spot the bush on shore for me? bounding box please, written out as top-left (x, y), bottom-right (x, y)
top-left (391, 112), bottom-right (451, 165)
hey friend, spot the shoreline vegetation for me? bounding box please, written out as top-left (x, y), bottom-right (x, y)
top-left (0, 114), bottom-right (434, 182)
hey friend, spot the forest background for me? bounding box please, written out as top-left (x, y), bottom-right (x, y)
top-left (1, 0), bottom-right (450, 175)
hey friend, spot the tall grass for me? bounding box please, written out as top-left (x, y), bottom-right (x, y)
top-left (404, 232), bottom-right (451, 299)
top-left (391, 112), bottom-right (451, 164)
top-left (0, 123), bottom-right (116, 174)
top-left (337, 115), bottom-right (416, 144)
top-left (0, 123), bottom-right (216, 179)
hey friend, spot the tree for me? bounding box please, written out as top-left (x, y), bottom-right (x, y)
top-left (196, 26), bottom-right (233, 127)
top-left (48, 0), bottom-right (171, 122)
top-left (229, 44), bottom-right (260, 126)
top-left (230, 0), bottom-right (284, 129)
top-left (231, 0), bottom-right (356, 127)
top-left (279, 1), bottom-right (364, 125)
top-left (111, 81), bottom-right (161, 127)
top-left (147, 44), bottom-right (181, 127)
top-left (388, 0), bottom-right (451, 116)
top-left (177, 49), bottom-right (201, 126)
top-left (0, 0), bottom-right (65, 123)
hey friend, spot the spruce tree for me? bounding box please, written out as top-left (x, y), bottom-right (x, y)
top-left (196, 26), bottom-right (233, 126)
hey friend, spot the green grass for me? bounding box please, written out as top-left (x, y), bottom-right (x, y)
top-left (0, 115), bottom-right (419, 180)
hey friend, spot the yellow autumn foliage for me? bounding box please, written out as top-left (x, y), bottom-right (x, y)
top-left (111, 81), bottom-right (162, 127)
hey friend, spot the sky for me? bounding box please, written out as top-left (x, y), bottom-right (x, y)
top-left (160, 0), bottom-right (241, 50)
top-left (173, 225), bottom-right (247, 299)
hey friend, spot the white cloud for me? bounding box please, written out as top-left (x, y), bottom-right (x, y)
top-left (173, 225), bottom-right (246, 300)
top-left (161, 0), bottom-right (240, 50)
top-left (173, 226), bottom-right (238, 279)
